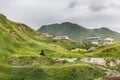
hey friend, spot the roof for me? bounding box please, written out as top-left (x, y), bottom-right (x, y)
top-left (54, 35), bottom-right (70, 40)
top-left (105, 37), bottom-right (114, 41)
top-left (86, 37), bottom-right (101, 40)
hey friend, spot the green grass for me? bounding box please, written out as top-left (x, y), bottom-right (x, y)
top-left (85, 43), bottom-right (120, 58)
top-left (1, 14), bottom-right (98, 80)
top-left (9, 63), bottom-right (105, 80)
top-left (0, 14), bottom-right (70, 63)
top-left (8, 56), bottom-right (55, 66)
top-left (2, 13), bottom-right (120, 80)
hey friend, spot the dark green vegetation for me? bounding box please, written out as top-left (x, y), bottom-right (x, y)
top-left (1, 13), bottom-right (120, 80)
top-left (8, 56), bottom-right (55, 66)
top-left (10, 64), bottom-right (105, 80)
top-left (38, 22), bottom-right (120, 42)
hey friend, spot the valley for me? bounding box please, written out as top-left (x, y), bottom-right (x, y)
top-left (0, 13), bottom-right (120, 80)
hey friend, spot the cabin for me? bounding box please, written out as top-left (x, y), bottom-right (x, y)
top-left (53, 36), bottom-right (70, 40)
top-left (41, 32), bottom-right (54, 37)
top-left (86, 37), bottom-right (102, 45)
top-left (104, 37), bottom-right (114, 44)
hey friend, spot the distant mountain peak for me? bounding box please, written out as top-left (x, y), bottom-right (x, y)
top-left (61, 22), bottom-right (82, 26)
top-left (38, 22), bottom-right (120, 42)
top-left (61, 22), bottom-right (73, 25)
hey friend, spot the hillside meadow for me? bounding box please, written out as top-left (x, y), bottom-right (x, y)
top-left (1, 14), bottom-right (120, 80)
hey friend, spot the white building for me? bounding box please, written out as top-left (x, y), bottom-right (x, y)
top-left (105, 37), bottom-right (114, 42)
top-left (104, 37), bottom-right (114, 44)
top-left (53, 36), bottom-right (70, 40)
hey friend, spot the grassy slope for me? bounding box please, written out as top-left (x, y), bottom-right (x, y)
top-left (85, 43), bottom-right (120, 58)
top-left (0, 14), bottom-right (73, 79)
top-left (9, 64), bottom-right (105, 80)
top-left (0, 13), bottom-right (70, 63)
top-left (0, 14), bottom-right (106, 80)
top-left (0, 14), bottom-right (87, 60)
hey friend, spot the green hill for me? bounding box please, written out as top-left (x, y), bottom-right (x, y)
top-left (0, 14), bottom-right (106, 80)
top-left (38, 22), bottom-right (120, 42)
top-left (0, 14), bottom-right (72, 63)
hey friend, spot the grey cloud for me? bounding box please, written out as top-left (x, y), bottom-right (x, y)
top-left (89, 1), bottom-right (107, 12)
top-left (0, 0), bottom-right (120, 32)
top-left (68, 1), bottom-right (77, 8)
top-left (109, 2), bottom-right (120, 9)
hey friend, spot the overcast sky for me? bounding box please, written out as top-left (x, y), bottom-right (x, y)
top-left (0, 0), bottom-right (120, 32)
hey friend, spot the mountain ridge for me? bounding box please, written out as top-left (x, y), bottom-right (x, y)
top-left (38, 22), bottom-right (120, 42)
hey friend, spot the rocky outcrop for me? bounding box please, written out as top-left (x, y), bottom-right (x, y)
top-left (80, 58), bottom-right (120, 77)
top-left (102, 77), bottom-right (120, 80)
top-left (10, 31), bottom-right (18, 39)
top-left (81, 58), bottom-right (106, 66)
top-left (106, 69), bottom-right (120, 77)
top-left (80, 58), bottom-right (120, 67)
top-left (55, 58), bottom-right (77, 62)
top-left (17, 24), bottom-right (26, 32)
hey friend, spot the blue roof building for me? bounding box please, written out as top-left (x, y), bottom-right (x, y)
top-left (86, 37), bottom-right (101, 41)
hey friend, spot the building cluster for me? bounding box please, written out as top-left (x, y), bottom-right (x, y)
top-left (40, 32), bottom-right (70, 40)
top-left (86, 37), bottom-right (114, 45)
top-left (40, 32), bottom-right (115, 45)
